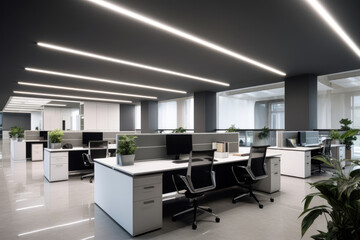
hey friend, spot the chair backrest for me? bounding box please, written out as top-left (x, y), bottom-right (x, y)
top-left (186, 149), bottom-right (216, 191)
top-left (82, 153), bottom-right (93, 166)
top-left (247, 145), bottom-right (268, 178)
top-left (323, 139), bottom-right (332, 156)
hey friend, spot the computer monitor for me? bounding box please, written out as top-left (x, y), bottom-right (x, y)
top-left (82, 132), bottom-right (103, 146)
top-left (40, 131), bottom-right (48, 140)
top-left (166, 134), bottom-right (192, 160)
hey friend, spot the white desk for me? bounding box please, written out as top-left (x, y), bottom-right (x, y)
top-left (94, 153), bottom-right (281, 236)
top-left (44, 145), bottom-right (116, 182)
top-left (268, 146), bottom-right (321, 178)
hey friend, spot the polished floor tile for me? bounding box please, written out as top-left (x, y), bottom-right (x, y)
top-left (0, 140), bottom-right (328, 240)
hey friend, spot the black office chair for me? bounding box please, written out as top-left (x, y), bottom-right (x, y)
top-left (171, 149), bottom-right (220, 230)
top-left (232, 145), bottom-right (273, 208)
top-left (312, 139), bottom-right (331, 174)
top-left (81, 153), bottom-right (94, 183)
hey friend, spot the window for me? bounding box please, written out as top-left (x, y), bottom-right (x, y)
top-left (270, 102), bottom-right (284, 129)
top-left (135, 104), bottom-right (141, 130)
top-left (183, 98), bottom-right (194, 129)
top-left (158, 101), bottom-right (177, 129)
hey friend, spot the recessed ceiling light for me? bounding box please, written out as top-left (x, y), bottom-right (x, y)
top-left (305, 0), bottom-right (360, 58)
top-left (18, 82), bottom-right (157, 99)
top-left (25, 67), bottom-right (187, 94)
top-left (13, 91), bottom-right (132, 103)
top-left (44, 104), bottom-right (67, 107)
top-left (85, 0), bottom-right (286, 76)
top-left (37, 42), bottom-right (229, 86)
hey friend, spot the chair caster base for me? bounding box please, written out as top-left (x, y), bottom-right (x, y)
top-left (215, 217), bottom-right (220, 223)
top-left (192, 223), bottom-right (197, 230)
top-left (270, 198), bottom-right (274, 202)
top-left (259, 204), bottom-right (263, 209)
top-left (232, 199), bottom-right (237, 204)
top-left (172, 216), bottom-right (176, 222)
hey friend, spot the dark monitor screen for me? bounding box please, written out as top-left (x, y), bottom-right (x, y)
top-left (82, 132), bottom-right (103, 145)
top-left (166, 134), bottom-right (192, 159)
top-left (40, 131), bottom-right (48, 140)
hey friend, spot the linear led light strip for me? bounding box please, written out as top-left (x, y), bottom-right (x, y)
top-left (85, 0), bottom-right (286, 76)
top-left (18, 82), bottom-right (157, 99)
top-left (25, 67), bottom-right (186, 94)
top-left (305, 0), bottom-right (360, 58)
top-left (18, 218), bottom-right (94, 236)
top-left (37, 42), bottom-right (229, 86)
top-left (14, 91), bottom-right (132, 103)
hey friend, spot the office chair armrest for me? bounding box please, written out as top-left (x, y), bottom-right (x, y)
top-left (172, 174), bottom-right (195, 194)
top-left (231, 165), bottom-right (247, 184)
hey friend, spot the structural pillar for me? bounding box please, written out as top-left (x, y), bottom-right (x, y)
top-left (120, 104), bottom-right (135, 131)
top-left (285, 74), bottom-right (317, 130)
top-left (194, 91), bottom-right (216, 132)
top-left (141, 101), bottom-right (158, 133)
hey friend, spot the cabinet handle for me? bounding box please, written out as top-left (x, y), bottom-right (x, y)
top-left (274, 164), bottom-right (279, 166)
top-left (143, 200), bottom-right (154, 205)
top-left (274, 172), bottom-right (278, 175)
top-left (306, 162), bottom-right (310, 165)
top-left (144, 186), bottom-right (155, 190)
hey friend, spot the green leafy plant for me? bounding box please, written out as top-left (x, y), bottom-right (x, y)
top-left (339, 118), bottom-right (358, 150)
top-left (9, 126), bottom-right (24, 139)
top-left (117, 135), bottom-right (138, 155)
top-left (227, 124), bottom-right (238, 133)
top-left (172, 127), bottom-right (186, 133)
top-left (299, 155), bottom-right (360, 240)
top-left (258, 126), bottom-right (270, 139)
top-left (329, 130), bottom-right (341, 141)
top-left (49, 129), bottom-right (63, 143)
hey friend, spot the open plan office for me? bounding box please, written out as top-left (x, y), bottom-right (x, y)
top-left (1, 1), bottom-right (360, 240)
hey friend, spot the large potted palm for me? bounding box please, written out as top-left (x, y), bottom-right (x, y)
top-left (116, 135), bottom-right (138, 166)
top-left (299, 155), bottom-right (360, 239)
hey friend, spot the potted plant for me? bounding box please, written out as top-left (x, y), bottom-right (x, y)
top-left (227, 124), bottom-right (238, 132)
top-left (49, 129), bottom-right (63, 149)
top-left (258, 126), bottom-right (270, 140)
top-left (172, 127), bottom-right (186, 133)
top-left (329, 130), bottom-right (341, 144)
top-left (299, 155), bottom-right (360, 240)
top-left (339, 118), bottom-right (358, 159)
top-left (116, 135), bottom-right (138, 166)
top-left (9, 126), bottom-right (24, 142)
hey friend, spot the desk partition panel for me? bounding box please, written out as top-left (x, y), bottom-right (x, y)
top-left (116, 133), bottom-right (239, 161)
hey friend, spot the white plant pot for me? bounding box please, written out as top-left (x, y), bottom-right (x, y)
top-left (117, 154), bottom-right (135, 166)
top-left (50, 143), bottom-right (62, 149)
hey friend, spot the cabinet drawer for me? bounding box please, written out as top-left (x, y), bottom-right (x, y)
top-left (134, 182), bottom-right (162, 202)
top-left (50, 164), bottom-right (68, 181)
top-left (133, 197), bottom-right (162, 235)
top-left (51, 156), bottom-right (68, 164)
top-left (134, 174), bottom-right (162, 187)
top-left (51, 152), bottom-right (68, 158)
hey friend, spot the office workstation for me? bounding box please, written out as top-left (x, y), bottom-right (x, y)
top-left (1, 1), bottom-right (360, 239)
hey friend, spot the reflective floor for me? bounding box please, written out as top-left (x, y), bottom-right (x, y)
top-left (0, 140), bottom-right (328, 240)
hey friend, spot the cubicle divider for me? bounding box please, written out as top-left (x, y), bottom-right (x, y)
top-left (25, 130), bottom-right (42, 140)
top-left (115, 133), bottom-right (239, 161)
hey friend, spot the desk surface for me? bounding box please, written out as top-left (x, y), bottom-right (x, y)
top-left (268, 146), bottom-right (321, 151)
top-left (45, 145), bottom-right (116, 152)
top-left (94, 153), bottom-right (281, 176)
top-left (25, 140), bottom-right (47, 142)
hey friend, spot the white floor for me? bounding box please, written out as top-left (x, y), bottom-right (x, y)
top-left (0, 140), bottom-right (328, 240)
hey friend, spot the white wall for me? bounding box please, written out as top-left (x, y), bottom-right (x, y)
top-left (31, 112), bottom-right (42, 130)
top-left (84, 101), bottom-right (120, 131)
top-left (43, 107), bottom-right (80, 130)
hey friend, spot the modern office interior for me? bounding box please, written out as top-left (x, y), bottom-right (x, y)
top-left (1, 1), bottom-right (360, 240)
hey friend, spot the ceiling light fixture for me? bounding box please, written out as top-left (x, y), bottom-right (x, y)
top-left (13, 91), bottom-right (132, 103)
top-left (85, 0), bottom-right (286, 76)
top-left (18, 82), bottom-right (157, 99)
top-left (25, 67), bottom-right (186, 94)
top-left (37, 42), bottom-right (229, 86)
top-left (305, 0), bottom-right (360, 58)
top-left (43, 104), bottom-right (67, 107)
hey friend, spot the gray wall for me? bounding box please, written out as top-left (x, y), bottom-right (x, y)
top-left (285, 74), bottom-right (317, 130)
top-left (141, 101), bottom-right (158, 133)
top-left (194, 92), bottom-right (216, 132)
top-left (3, 112), bottom-right (31, 131)
top-left (120, 104), bottom-right (135, 131)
